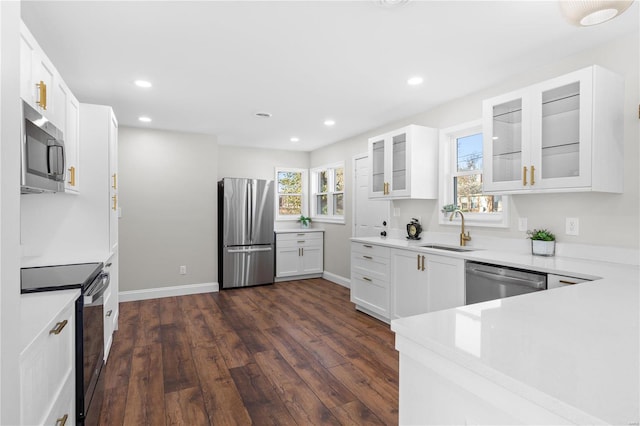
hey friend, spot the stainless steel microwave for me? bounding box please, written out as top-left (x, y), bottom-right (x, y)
top-left (21, 101), bottom-right (66, 194)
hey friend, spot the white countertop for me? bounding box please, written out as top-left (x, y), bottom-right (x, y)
top-left (368, 236), bottom-right (640, 424)
top-left (275, 228), bottom-right (324, 233)
top-left (20, 289), bottom-right (80, 354)
top-left (21, 250), bottom-right (115, 268)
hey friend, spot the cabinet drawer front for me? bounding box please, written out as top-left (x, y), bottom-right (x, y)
top-left (43, 370), bottom-right (75, 426)
top-left (277, 232), bottom-right (323, 242)
top-left (277, 238), bottom-right (323, 249)
top-left (351, 254), bottom-right (389, 280)
top-left (351, 242), bottom-right (390, 258)
top-left (547, 274), bottom-right (590, 289)
top-left (351, 273), bottom-right (389, 316)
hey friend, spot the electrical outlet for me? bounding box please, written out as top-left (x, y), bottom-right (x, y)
top-left (518, 217), bottom-right (528, 232)
top-left (179, 265), bottom-right (187, 275)
top-left (566, 217), bottom-right (579, 236)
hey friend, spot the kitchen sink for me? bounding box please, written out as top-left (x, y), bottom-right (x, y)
top-left (419, 244), bottom-right (476, 252)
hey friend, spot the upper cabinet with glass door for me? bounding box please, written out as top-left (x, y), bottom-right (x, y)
top-left (367, 125), bottom-right (439, 199)
top-left (483, 65), bottom-right (623, 194)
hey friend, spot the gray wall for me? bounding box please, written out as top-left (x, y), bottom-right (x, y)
top-left (218, 145), bottom-right (309, 181)
top-left (311, 32), bottom-right (639, 279)
top-left (118, 127), bottom-right (218, 291)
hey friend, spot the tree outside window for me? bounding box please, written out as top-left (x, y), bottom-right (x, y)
top-left (276, 168), bottom-right (307, 219)
top-left (311, 163), bottom-right (344, 223)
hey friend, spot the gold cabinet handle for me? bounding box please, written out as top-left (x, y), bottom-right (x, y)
top-left (68, 166), bottom-right (76, 187)
top-left (36, 80), bottom-right (47, 110)
top-left (112, 173), bottom-right (117, 190)
top-left (363, 245), bottom-right (373, 248)
top-left (56, 414), bottom-right (68, 426)
top-left (530, 165), bottom-right (535, 186)
top-left (421, 255), bottom-right (426, 271)
top-left (523, 166), bottom-right (528, 186)
top-left (416, 254), bottom-right (420, 270)
top-left (112, 195), bottom-right (117, 211)
top-left (362, 276), bottom-right (372, 282)
top-left (559, 280), bottom-right (578, 285)
top-left (49, 320), bottom-right (68, 335)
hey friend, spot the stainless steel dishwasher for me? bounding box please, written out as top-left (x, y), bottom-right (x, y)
top-left (465, 261), bottom-right (547, 304)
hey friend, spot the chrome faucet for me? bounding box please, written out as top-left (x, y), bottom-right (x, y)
top-left (449, 209), bottom-right (471, 247)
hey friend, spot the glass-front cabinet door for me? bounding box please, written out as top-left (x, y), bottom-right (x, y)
top-left (390, 132), bottom-right (408, 195)
top-left (483, 91), bottom-right (531, 192)
top-left (532, 68), bottom-right (593, 190)
top-left (369, 136), bottom-right (386, 197)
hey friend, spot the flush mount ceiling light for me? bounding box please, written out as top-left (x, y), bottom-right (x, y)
top-left (138, 116), bottom-right (152, 123)
top-left (559, 0), bottom-right (634, 26)
top-left (407, 76), bottom-right (424, 86)
top-left (255, 112), bottom-right (272, 118)
top-left (324, 119), bottom-right (336, 127)
top-left (134, 80), bottom-right (152, 88)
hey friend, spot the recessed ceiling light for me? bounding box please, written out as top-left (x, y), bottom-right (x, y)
top-left (407, 76), bottom-right (424, 86)
top-left (324, 119), bottom-right (336, 127)
top-left (134, 80), bottom-right (152, 88)
top-left (255, 112), bottom-right (272, 118)
top-left (290, 137), bottom-right (300, 142)
top-left (138, 116), bottom-right (152, 123)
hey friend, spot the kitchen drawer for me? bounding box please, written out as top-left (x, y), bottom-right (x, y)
top-left (351, 252), bottom-right (390, 281)
top-left (276, 232), bottom-right (323, 242)
top-left (277, 237), bottom-right (323, 249)
top-left (43, 370), bottom-right (75, 426)
top-left (351, 242), bottom-right (390, 258)
top-left (20, 301), bottom-right (74, 425)
top-left (351, 271), bottom-right (389, 317)
top-left (548, 274), bottom-right (591, 289)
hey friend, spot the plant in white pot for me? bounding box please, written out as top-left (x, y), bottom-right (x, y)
top-left (527, 228), bottom-right (556, 256)
top-left (441, 203), bottom-right (458, 218)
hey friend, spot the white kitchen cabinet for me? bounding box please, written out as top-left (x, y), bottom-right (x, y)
top-left (425, 255), bottom-right (465, 312)
top-left (64, 89), bottom-right (81, 193)
top-left (351, 242), bottom-right (391, 322)
top-left (368, 125), bottom-right (438, 200)
top-left (483, 65), bottom-right (623, 194)
top-left (275, 231), bottom-right (323, 280)
top-left (547, 273), bottom-right (591, 289)
top-left (109, 112), bottom-right (119, 252)
top-left (20, 295), bottom-right (76, 426)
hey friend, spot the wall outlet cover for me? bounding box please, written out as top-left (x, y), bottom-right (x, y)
top-left (566, 217), bottom-right (579, 236)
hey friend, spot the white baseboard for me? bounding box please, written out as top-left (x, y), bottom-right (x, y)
top-left (323, 271), bottom-right (350, 288)
top-left (119, 282), bottom-right (219, 303)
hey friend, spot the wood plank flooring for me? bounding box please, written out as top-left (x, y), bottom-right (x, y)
top-left (98, 279), bottom-right (398, 425)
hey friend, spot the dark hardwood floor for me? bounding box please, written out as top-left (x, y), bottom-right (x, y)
top-left (98, 278), bottom-right (399, 425)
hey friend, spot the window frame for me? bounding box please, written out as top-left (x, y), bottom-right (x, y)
top-left (439, 120), bottom-right (509, 228)
top-left (310, 161), bottom-right (345, 224)
top-left (275, 167), bottom-right (308, 221)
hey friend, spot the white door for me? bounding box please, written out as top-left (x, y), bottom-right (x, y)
top-left (353, 155), bottom-right (390, 238)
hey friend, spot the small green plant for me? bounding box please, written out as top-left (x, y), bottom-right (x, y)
top-left (526, 228), bottom-right (555, 241)
top-left (298, 215), bottom-right (311, 226)
top-left (441, 204), bottom-right (458, 213)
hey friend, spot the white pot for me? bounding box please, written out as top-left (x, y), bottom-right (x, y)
top-left (531, 240), bottom-right (555, 256)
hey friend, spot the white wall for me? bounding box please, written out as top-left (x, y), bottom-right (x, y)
top-left (311, 32), bottom-right (639, 279)
top-left (218, 145), bottom-right (309, 181)
top-left (118, 127), bottom-right (218, 292)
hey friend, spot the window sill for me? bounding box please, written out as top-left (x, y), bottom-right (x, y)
top-left (310, 217), bottom-right (345, 225)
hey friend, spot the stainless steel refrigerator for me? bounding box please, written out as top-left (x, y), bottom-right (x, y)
top-left (218, 178), bottom-right (275, 289)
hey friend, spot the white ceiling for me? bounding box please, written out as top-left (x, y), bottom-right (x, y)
top-left (21, 1), bottom-right (638, 151)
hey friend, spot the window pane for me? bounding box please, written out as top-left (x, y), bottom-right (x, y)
top-left (279, 195), bottom-right (301, 215)
top-left (454, 175), bottom-right (502, 213)
top-left (333, 193), bottom-right (344, 215)
top-left (319, 170), bottom-right (328, 193)
top-left (334, 168), bottom-right (344, 192)
top-left (456, 133), bottom-right (483, 172)
top-left (277, 171), bottom-right (302, 194)
top-left (317, 194), bottom-right (328, 215)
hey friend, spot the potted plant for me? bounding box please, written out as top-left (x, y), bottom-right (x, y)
top-left (441, 203), bottom-right (458, 218)
top-left (298, 215), bottom-right (311, 229)
top-left (527, 228), bottom-right (556, 256)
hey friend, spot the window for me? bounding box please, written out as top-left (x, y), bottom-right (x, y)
top-left (310, 162), bottom-right (345, 223)
top-left (275, 168), bottom-right (307, 220)
top-left (440, 120), bottom-right (508, 227)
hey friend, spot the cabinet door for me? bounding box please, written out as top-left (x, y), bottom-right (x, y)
top-left (387, 130), bottom-right (410, 198)
top-left (301, 245), bottom-right (323, 274)
top-left (368, 135), bottom-right (387, 198)
top-left (483, 90), bottom-right (532, 193)
top-left (425, 255), bottom-right (465, 312)
top-left (64, 91), bottom-right (81, 192)
top-left (391, 249), bottom-right (428, 319)
top-left (19, 25), bottom-right (37, 106)
top-left (276, 246), bottom-right (301, 277)
top-left (531, 68), bottom-right (593, 190)
top-left (109, 113), bottom-right (119, 252)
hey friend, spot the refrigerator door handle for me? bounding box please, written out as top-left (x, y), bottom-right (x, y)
top-left (249, 181), bottom-right (254, 243)
top-left (228, 247), bottom-right (273, 254)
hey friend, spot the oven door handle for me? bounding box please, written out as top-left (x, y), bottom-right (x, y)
top-left (84, 272), bottom-right (110, 305)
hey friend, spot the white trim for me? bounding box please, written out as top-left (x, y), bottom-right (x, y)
top-left (119, 282), bottom-right (219, 302)
top-left (310, 161), bottom-right (345, 223)
top-left (322, 271), bottom-right (350, 288)
top-left (351, 153), bottom-right (366, 237)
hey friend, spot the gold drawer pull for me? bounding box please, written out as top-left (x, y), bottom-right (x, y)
top-left (112, 195), bottom-right (117, 211)
top-left (559, 280), bottom-right (578, 285)
top-left (296, 233), bottom-right (306, 236)
top-left (530, 165), bottom-right (535, 186)
top-left (49, 320), bottom-right (68, 335)
top-left (297, 240), bottom-right (305, 243)
top-left (363, 255), bottom-right (372, 260)
top-left (36, 80), bottom-right (47, 110)
top-left (421, 255), bottom-right (426, 271)
top-left (112, 173), bottom-right (117, 189)
top-left (56, 413), bottom-right (68, 426)
top-left (362, 277), bottom-right (372, 282)
top-left (523, 166), bottom-right (528, 186)
top-left (416, 254), bottom-right (420, 270)
top-left (68, 166), bottom-right (76, 186)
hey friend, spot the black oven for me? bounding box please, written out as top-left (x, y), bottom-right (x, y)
top-left (21, 262), bottom-right (108, 426)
